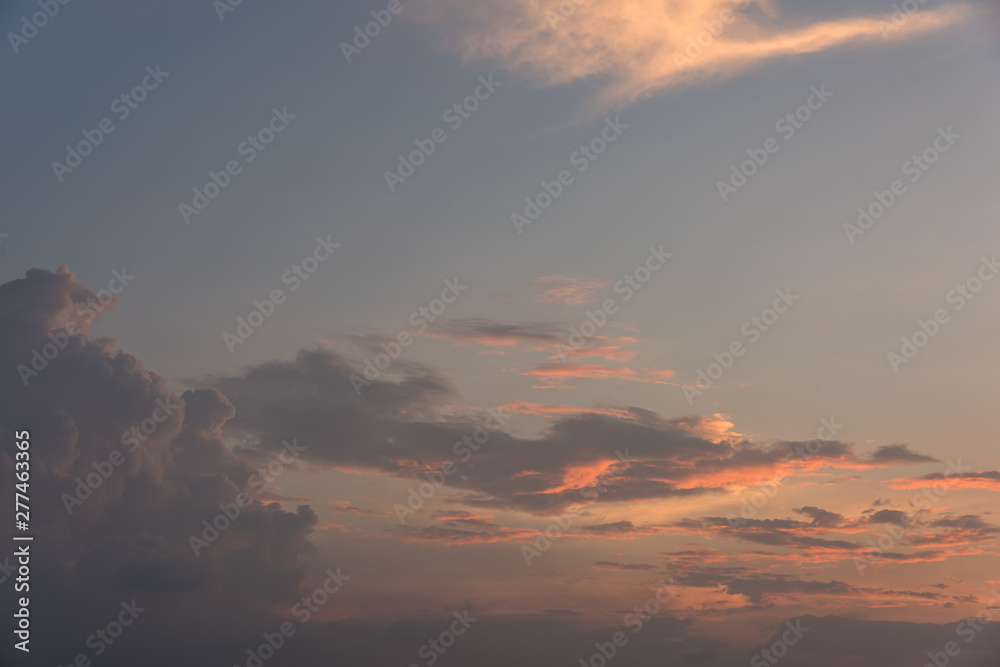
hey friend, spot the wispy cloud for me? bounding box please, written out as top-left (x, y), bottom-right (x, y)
top-left (524, 363), bottom-right (677, 387)
top-left (529, 276), bottom-right (611, 305)
top-left (416, 0), bottom-right (974, 106)
top-left (889, 470), bottom-right (1000, 492)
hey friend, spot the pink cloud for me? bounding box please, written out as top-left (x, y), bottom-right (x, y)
top-left (529, 276), bottom-right (611, 306)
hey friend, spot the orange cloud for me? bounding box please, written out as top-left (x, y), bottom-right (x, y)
top-left (670, 413), bottom-right (742, 443)
top-left (525, 363), bottom-right (676, 387)
top-left (498, 400), bottom-right (635, 419)
top-left (540, 459), bottom-right (626, 495)
top-left (415, 0), bottom-right (974, 106)
top-left (422, 319), bottom-right (561, 351)
top-left (888, 471), bottom-right (1000, 492)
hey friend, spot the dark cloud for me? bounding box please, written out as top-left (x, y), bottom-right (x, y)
top-left (426, 317), bottom-right (565, 345)
top-left (866, 509), bottom-right (912, 526)
top-left (592, 561), bottom-right (657, 571)
top-left (204, 349), bottom-right (938, 516)
top-left (794, 506), bottom-right (846, 528)
top-left (866, 443), bottom-right (939, 465)
top-left (0, 268), bottom-right (318, 665)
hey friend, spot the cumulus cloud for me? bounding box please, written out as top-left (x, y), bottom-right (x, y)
top-left (0, 268), bottom-right (319, 665)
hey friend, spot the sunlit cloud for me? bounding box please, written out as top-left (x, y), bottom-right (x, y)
top-left (670, 413), bottom-right (742, 443)
top-left (888, 470), bottom-right (1000, 492)
top-left (524, 363), bottom-right (677, 387)
top-left (415, 0), bottom-right (974, 106)
top-left (424, 318), bottom-right (563, 349)
top-left (498, 400), bottom-right (635, 419)
top-left (529, 275), bottom-right (612, 305)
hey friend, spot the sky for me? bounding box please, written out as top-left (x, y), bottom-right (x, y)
top-left (1, 0), bottom-right (1000, 665)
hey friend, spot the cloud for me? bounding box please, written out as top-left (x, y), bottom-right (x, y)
top-left (524, 363), bottom-right (677, 387)
top-left (330, 501), bottom-right (386, 515)
top-left (420, 317), bottom-right (639, 363)
top-left (0, 268), bottom-right (319, 665)
top-left (529, 276), bottom-right (611, 305)
top-left (889, 470), bottom-right (1000, 492)
top-left (656, 509), bottom-right (998, 566)
top-left (793, 506), bottom-right (845, 528)
top-left (668, 413), bottom-right (742, 443)
top-left (425, 318), bottom-right (564, 349)
top-left (201, 347), bottom-right (942, 517)
top-left (397, 511), bottom-right (536, 544)
top-left (865, 443), bottom-right (939, 466)
top-left (864, 509), bottom-right (911, 526)
top-left (906, 515), bottom-right (1000, 548)
top-left (591, 561), bottom-right (657, 571)
top-left (497, 400), bottom-right (636, 419)
top-left (413, 0), bottom-right (974, 106)
top-left (660, 553), bottom-right (983, 607)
